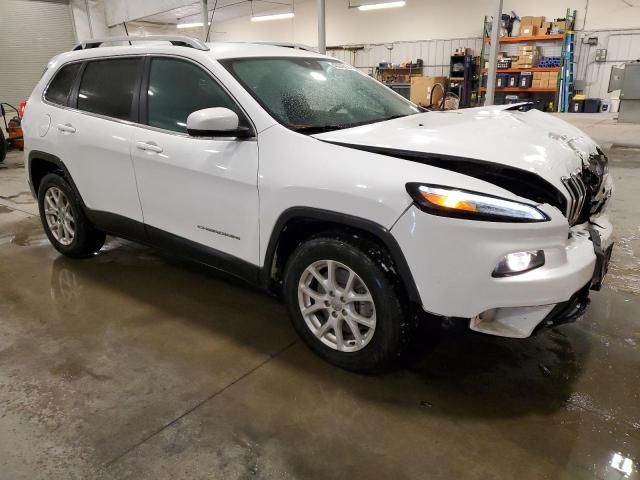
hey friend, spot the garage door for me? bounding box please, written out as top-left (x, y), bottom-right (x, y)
top-left (0, 0), bottom-right (76, 106)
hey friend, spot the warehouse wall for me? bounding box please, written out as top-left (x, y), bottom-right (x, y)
top-left (34, 0), bottom-right (640, 105)
top-left (208, 0), bottom-right (640, 45)
top-left (576, 28), bottom-right (640, 99)
top-left (0, 0), bottom-right (76, 106)
top-left (208, 0), bottom-right (640, 102)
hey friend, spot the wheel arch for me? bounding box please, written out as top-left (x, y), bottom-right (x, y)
top-left (261, 207), bottom-right (422, 305)
top-left (28, 151), bottom-right (82, 203)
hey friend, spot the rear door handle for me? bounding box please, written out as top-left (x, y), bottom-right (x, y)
top-left (56, 123), bottom-right (76, 134)
top-left (135, 141), bottom-right (163, 154)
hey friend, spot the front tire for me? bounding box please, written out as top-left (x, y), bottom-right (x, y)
top-left (283, 235), bottom-right (409, 373)
top-left (38, 173), bottom-right (105, 258)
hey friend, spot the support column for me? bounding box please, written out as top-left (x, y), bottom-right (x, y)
top-left (317, 0), bottom-right (326, 54)
top-left (485, 0), bottom-right (503, 106)
top-left (201, 0), bottom-right (208, 41)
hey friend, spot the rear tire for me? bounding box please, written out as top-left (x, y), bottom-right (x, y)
top-left (283, 235), bottom-right (410, 373)
top-left (38, 173), bottom-right (105, 258)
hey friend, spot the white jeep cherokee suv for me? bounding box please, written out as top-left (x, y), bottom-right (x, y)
top-left (23, 36), bottom-right (613, 372)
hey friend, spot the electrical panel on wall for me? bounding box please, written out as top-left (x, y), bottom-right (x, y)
top-left (595, 49), bottom-right (607, 62)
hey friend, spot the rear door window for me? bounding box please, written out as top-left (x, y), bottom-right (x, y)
top-left (77, 58), bottom-right (141, 121)
top-left (44, 63), bottom-right (82, 106)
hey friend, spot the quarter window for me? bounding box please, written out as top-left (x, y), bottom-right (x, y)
top-left (44, 63), bottom-right (82, 106)
top-left (77, 58), bottom-right (141, 121)
top-left (147, 58), bottom-right (240, 133)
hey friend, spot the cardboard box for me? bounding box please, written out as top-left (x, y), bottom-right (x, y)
top-left (532, 16), bottom-right (545, 28)
top-left (520, 25), bottom-right (538, 36)
top-left (410, 76), bottom-right (449, 107)
top-left (541, 21), bottom-right (552, 34)
top-left (552, 20), bottom-right (567, 33)
top-left (532, 72), bottom-right (545, 85)
top-left (519, 45), bottom-right (536, 52)
top-left (518, 54), bottom-right (539, 67)
top-left (453, 47), bottom-right (471, 56)
top-left (520, 16), bottom-right (533, 25)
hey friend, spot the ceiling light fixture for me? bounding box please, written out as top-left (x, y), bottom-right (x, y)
top-left (250, 12), bottom-right (295, 22)
top-left (357, 1), bottom-right (406, 11)
top-left (177, 21), bottom-right (211, 29)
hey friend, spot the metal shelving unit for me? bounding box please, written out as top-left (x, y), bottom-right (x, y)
top-left (557, 9), bottom-right (577, 112)
top-left (450, 55), bottom-right (474, 107)
top-left (479, 17), bottom-right (569, 109)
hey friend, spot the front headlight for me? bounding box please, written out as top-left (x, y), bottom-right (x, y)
top-left (406, 183), bottom-right (549, 222)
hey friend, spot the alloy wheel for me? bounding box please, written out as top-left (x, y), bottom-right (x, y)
top-left (44, 186), bottom-right (75, 246)
top-left (297, 259), bottom-right (376, 352)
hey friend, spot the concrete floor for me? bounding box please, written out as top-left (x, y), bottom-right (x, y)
top-left (1, 123), bottom-right (639, 479)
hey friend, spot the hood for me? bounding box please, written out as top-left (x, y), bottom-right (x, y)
top-left (313, 105), bottom-right (605, 216)
top-left (314, 105), bottom-right (599, 186)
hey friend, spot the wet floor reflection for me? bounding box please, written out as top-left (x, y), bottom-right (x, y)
top-left (26, 235), bottom-right (636, 479)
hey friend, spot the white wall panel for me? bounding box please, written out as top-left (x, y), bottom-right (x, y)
top-left (580, 30), bottom-right (640, 99)
top-left (0, 0), bottom-right (76, 105)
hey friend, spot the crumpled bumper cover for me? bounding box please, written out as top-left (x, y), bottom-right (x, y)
top-left (392, 206), bottom-right (613, 338)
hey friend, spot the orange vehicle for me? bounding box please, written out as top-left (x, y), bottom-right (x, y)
top-left (0, 101), bottom-right (25, 163)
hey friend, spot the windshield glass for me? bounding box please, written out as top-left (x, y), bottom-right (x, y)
top-left (223, 57), bottom-right (420, 133)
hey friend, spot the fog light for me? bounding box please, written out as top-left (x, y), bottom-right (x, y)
top-left (492, 250), bottom-right (545, 277)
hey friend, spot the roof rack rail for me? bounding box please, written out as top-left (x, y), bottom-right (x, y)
top-left (72, 35), bottom-right (209, 51)
top-left (250, 41), bottom-right (317, 52)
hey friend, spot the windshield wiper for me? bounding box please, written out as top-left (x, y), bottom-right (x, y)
top-left (293, 114), bottom-right (412, 135)
top-left (293, 125), bottom-right (347, 134)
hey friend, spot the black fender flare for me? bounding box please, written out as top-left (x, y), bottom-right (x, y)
top-left (27, 150), bottom-right (85, 204)
top-left (261, 206), bottom-right (422, 305)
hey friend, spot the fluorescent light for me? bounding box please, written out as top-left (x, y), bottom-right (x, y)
top-left (357, 1), bottom-right (406, 11)
top-left (251, 12), bottom-right (295, 22)
top-left (610, 453), bottom-right (634, 476)
top-left (177, 21), bottom-right (211, 29)
top-left (310, 72), bottom-right (327, 81)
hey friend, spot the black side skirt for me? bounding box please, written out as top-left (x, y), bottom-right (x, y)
top-left (87, 210), bottom-right (260, 287)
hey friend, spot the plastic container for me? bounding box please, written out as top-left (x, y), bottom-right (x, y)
top-left (584, 98), bottom-right (602, 113)
top-left (519, 72), bottom-right (533, 88)
top-left (570, 99), bottom-right (585, 113)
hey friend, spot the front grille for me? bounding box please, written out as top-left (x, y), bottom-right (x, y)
top-left (562, 173), bottom-right (588, 225)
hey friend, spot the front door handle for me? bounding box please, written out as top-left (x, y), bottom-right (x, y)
top-left (56, 123), bottom-right (76, 134)
top-left (135, 141), bottom-right (163, 154)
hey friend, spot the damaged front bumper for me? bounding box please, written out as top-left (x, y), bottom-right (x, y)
top-left (468, 216), bottom-right (613, 338)
top-left (392, 205), bottom-right (614, 339)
